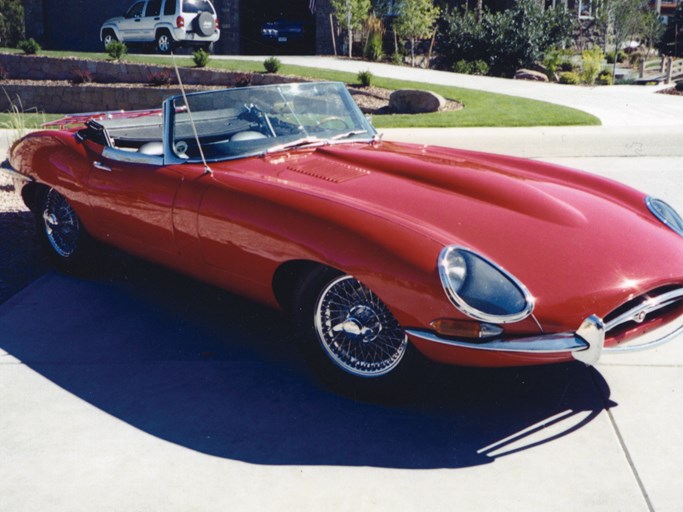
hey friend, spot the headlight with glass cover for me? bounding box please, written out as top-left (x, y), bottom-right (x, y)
top-left (647, 197), bottom-right (683, 238)
top-left (438, 246), bottom-right (534, 324)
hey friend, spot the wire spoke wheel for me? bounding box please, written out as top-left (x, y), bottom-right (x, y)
top-left (314, 275), bottom-right (408, 377)
top-left (42, 189), bottom-right (81, 259)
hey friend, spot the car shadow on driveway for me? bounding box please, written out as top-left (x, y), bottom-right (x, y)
top-left (0, 258), bottom-right (616, 469)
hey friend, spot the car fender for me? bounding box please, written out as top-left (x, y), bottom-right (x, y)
top-left (100, 20), bottom-right (123, 41)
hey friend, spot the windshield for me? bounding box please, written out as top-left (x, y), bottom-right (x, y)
top-left (168, 82), bottom-right (375, 162)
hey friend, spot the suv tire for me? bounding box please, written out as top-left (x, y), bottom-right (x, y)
top-left (155, 30), bottom-right (174, 54)
top-left (102, 30), bottom-right (117, 51)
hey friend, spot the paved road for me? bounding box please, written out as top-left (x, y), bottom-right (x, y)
top-left (1, 63), bottom-right (682, 511)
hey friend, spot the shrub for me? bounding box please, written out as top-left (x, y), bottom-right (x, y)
top-left (192, 48), bottom-right (210, 68)
top-left (452, 59), bottom-right (489, 75)
top-left (364, 15), bottom-right (384, 62)
top-left (606, 50), bottom-right (627, 64)
top-left (233, 72), bottom-right (253, 88)
top-left (17, 38), bottom-right (41, 55)
top-left (263, 56), bottom-right (281, 74)
top-left (357, 70), bottom-right (373, 87)
top-left (391, 52), bottom-right (404, 65)
top-left (580, 48), bottom-right (603, 85)
top-left (106, 41), bottom-right (127, 61)
top-left (71, 68), bottom-right (94, 84)
top-left (596, 69), bottom-right (613, 85)
top-left (437, 0), bottom-right (575, 77)
top-left (148, 69), bottom-right (174, 86)
top-left (676, 80), bottom-right (683, 92)
top-left (558, 71), bottom-right (580, 84)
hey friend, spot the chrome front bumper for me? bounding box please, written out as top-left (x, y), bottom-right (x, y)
top-left (0, 158), bottom-right (32, 183)
top-left (407, 288), bottom-right (683, 366)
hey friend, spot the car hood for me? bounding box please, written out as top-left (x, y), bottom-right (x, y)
top-left (217, 141), bottom-right (683, 328)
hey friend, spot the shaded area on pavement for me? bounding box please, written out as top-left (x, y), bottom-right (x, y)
top-left (0, 257), bottom-right (615, 469)
top-left (0, 210), bottom-right (48, 305)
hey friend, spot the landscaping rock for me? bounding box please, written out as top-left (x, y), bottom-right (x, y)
top-left (389, 89), bottom-right (446, 114)
top-left (514, 69), bottom-right (549, 82)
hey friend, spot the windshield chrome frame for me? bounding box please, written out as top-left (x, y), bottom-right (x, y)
top-left (163, 82), bottom-right (377, 164)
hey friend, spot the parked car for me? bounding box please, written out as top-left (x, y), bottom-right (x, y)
top-left (2, 82), bottom-right (683, 393)
top-left (260, 19), bottom-right (305, 44)
top-left (100, 0), bottom-right (219, 54)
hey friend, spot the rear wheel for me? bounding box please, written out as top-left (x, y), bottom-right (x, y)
top-left (37, 188), bottom-right (95, 271)
top-left (294, 267), bottom-right (417, 396)
top-left (156, 30), bottom-right (174, 54)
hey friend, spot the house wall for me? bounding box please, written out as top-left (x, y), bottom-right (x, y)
top-left (23, 0), bottom-right (332, 55)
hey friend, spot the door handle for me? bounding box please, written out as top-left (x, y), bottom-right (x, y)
top-left (94, 161), bottom-right (112, 172)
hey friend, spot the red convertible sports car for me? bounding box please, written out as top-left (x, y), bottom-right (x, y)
top-left (3, 81), bottom-right (683, 391)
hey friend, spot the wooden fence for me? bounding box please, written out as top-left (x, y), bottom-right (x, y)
top-left (638, 56), bottom-right (683, 84)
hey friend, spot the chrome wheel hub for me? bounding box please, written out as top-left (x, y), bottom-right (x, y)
top-left (314, 275), bottom-right (407, 377)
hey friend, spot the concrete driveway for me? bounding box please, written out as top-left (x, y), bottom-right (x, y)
top-left (1, 64), bottom-right (682, 511)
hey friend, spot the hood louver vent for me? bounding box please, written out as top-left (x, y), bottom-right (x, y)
top-left (285, 160), bottom-right (370, 184)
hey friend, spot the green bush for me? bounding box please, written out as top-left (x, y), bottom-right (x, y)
top-left (391, 52), bottom-right (404, 65)
top-left (676, 80), bottom-right (683, 92)
top-left (263, 56), bottom-right (281, 74)
top-left (106, 41), bottom-right (127, 61)
top-left (357, 69), bottom-right (373, 87)
top-left (452, 59), bottom-right (489, 75)
top-left (364, 30), bottom-right (384, 62)
top-left (192, 48), bottom-right (210, 68)
top-left (437, 0), bottom-right (575, 77)
top-left (580, 48), bottom-right (603, 85)
top-left (606, 50), bottom-right (627, 64)
top-left (596, 69), bottom-right (613, 85)
top-left (17, 38), bottom-right (41, 55)
top-left (0, 0), bottom-right (25, 47)
top-left (559, 71), bottom-right (580, 84)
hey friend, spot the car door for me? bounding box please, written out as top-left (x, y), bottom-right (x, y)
top-left (140, 0), bottom-right (162, 40)
top-left (118, 1), bottom-right (147, 42)
top-left (86, 151), bottom-right (183, 262)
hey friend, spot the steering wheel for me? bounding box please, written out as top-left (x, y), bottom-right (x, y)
top-left (316, 116), bottom-right (352, 130)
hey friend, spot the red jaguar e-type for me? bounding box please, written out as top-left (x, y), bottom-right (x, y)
top-left (3, 81), bottom-right (683, 391)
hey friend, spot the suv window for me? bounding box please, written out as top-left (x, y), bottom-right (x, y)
top-left (163, 0), bottom-right (176, 16)
top-left (147, 0), bottom-right (162, 16)
top-left (125, 1), bottom-right (145, 18)
top-left (182, 0), bottom-right (214, 13)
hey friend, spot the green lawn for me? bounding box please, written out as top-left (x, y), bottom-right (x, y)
top-left (0, 49), bottom-right (601, 128)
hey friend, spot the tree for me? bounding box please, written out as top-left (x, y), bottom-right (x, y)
top-left (393, 0), bottom-right (440, 67)
top-left (0, 0), bottom-right (25, 47)
top-left (604, 0), bottom-right (647, 80)
top-left (331, 0), bottom-right (372, 58)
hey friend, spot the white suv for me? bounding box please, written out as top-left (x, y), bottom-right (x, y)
top-left (100, 0), bottom-right (220, 54)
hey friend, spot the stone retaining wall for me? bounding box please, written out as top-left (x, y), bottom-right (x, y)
top-left (0, 83), bottom-right (210, 114)
top-left (0, 53), bottom-right (306, 87)
top-left (0, 54), bottom-right (309, 113)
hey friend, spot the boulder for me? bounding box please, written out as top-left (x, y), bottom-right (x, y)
top-left (389, 89), bottom-right (446, 114)
top-left (514, 68), bottom-right (549, 82)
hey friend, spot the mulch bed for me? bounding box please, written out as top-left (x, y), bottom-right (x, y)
top-left (657, 86), bottom-right (683, 96)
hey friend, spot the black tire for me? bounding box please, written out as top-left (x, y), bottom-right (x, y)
top-left (102, 30), bottom-right (117, 51)
top-left (293, 266), bottom-right (422, 398)
top-left (194, 12), bottom-right (216, 37)
top-left (155, 30), bottom-right (175, 54)
top-left (36, 188), bottom-right (96, 271)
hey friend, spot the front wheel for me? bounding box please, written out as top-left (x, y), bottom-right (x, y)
top-left (37, 188), bottom-right (95, 271)
top-left (294, 268), bottom-right (418, 396)
top-left (102, 30), bottom-right (117, 50)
